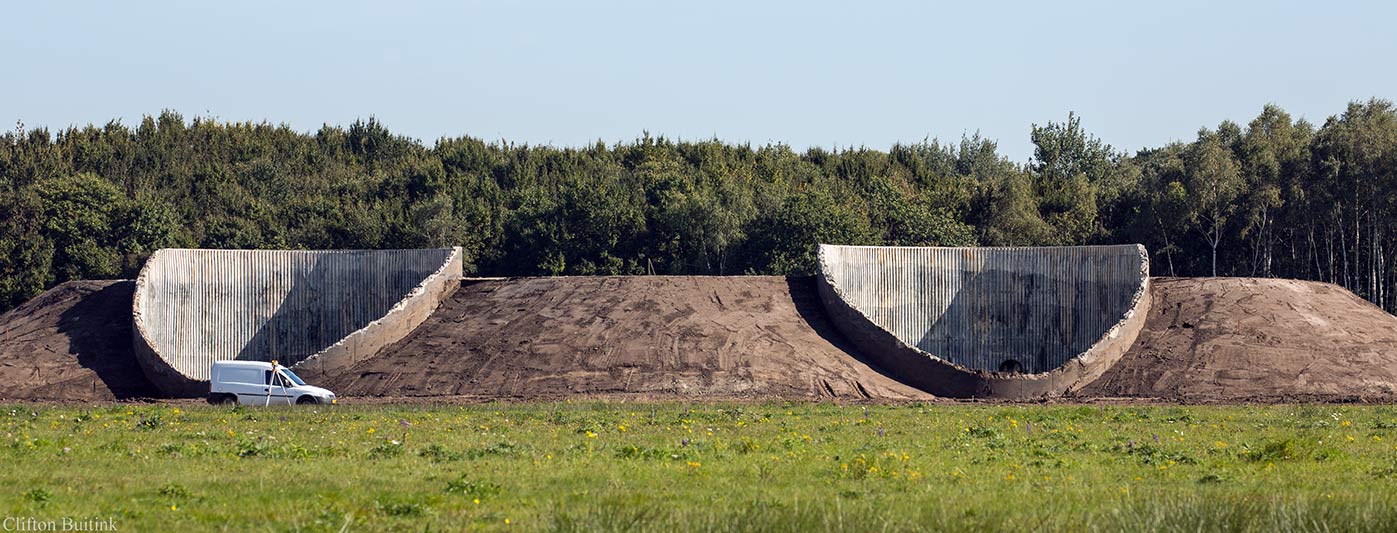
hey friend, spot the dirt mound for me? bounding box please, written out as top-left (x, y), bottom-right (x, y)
top-left (317, 276), bottom-right (930, 401)
top-left (322, 275), bottom-right (1397, 403)
top-left (0, 280), bottom-right (158, 401)
top-left (8, 275), bottom-right (1395, 404)
top-left (1077, 277), bottom-right (1397, 402)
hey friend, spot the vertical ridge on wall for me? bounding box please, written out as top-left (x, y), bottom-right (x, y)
top-left (819, 245), bottom-right (1146, 374)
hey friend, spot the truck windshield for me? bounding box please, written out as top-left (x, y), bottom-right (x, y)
top-left (279, 369), bottom-right (307, 386)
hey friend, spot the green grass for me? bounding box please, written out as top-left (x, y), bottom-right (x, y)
top-left (5, 402), bottom-right (1397, 531)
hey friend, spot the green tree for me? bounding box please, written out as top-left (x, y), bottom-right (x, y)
top-left (1238, 105), bottom-right (1311, 277)
top-left (1132, 144), bottom-right (1191, 276)
top-left (31, 173), bottom-right (126, 282)
top-left (118, 198), bottom-right (190, 275)
top-left (8, 103), bottom-right (1397, 314)
top-left (742, 189), bottom-right (873, 275)
top-left (400, 194), bottom-right (466, 249)
top-left (1184, 129), bottom-right (1244, 276)
top-left (1029, 113), bottom-right (1117, 244)
top-left (975, 173), bottom-right (1055, 246)
top-left (1309, 99), bottom-right (1397, 302)
top-left (0, 188), bottom-right (54, 308)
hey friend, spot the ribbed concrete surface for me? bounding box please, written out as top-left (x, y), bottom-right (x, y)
top-left (817, 244), bottom-right (1150, 398)
top-left (820, 245), bottom-right (1145, 373)
top-left (133, 248), bottom-right (461, 396)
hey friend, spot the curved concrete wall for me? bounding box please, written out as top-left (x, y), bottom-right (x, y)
top-left (816, 244), bottom-right (1150, 398)
top-left (133, 248), bottom-right (462, 396)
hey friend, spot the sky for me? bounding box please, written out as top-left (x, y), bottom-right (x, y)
top-left (3, 0), bottom-right (1395, 163)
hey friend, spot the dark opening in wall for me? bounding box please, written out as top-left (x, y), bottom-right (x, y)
top-left (998, 359), bottom-right (1023, 373)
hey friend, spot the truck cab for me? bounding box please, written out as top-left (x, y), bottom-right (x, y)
top-left (207, 361), bottom-right (337, 405)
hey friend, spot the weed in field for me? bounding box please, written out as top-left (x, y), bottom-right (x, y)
top-left (465, 441), bottom-right (520, 459)
top-left (614, 445), bottom-right (669, 460)
top-left (444, 476), bottom-right (500, 498)
top-left (367, 438), bottom-right (404, 458)
top-left (1372, 464), bottom-right (1397, 479)
top-left (732, 438), bottom-right (761, 454)
top-left (418, 443), bottom-right (462, 462)
top-left (309, 509), bottom-right (351, 531)
top-left (966, 425), bottom-right (1001, 439)
top-left (135, 413), bottom-right (164, 431)
top-left (287, 443), bottom-right (313, 459)
top-left (1112, 441), bottom-right (1199, 465)
top-left (1242, 438), bottom-right (1298, 462)
top-left (1197, 470), bottom-right (1232, 484)
top-left (374, 499), bottom-right (424, 517)
top-left (24, 487), bottom-right (51, 505)
top-left (158, 483), bottom-right (192, 499)
top-left (158, 443), bottom-right (185, 456)
top-left (236, 436), bottom-right (271, 458)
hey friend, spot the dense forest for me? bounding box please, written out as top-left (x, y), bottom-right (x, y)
top-left (2, 99), bottom-right (1395, 313)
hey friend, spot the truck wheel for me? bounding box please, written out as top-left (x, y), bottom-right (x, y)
top-left (296, 396), bottom-right (317, 405)
top-left (208, 394), bottom-right (236, 406)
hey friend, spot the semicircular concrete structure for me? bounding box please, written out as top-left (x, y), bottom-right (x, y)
top-left (816, 244), bottom-right (1150, 398)
top-left (133, 248), bottom-right (463, 396)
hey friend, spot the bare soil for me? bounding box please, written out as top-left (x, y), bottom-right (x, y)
top-left (0, 280), bottom-right (158, 401)
top-left (1076, 277), bottom-right (1397, 403)
top-left (5, 276), bottom-right (1397, 404)
top-left (315, 276), bottom-right (932, 401)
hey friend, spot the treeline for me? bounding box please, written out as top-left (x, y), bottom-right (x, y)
top-left (1, 100), bottom-right (1395, 313)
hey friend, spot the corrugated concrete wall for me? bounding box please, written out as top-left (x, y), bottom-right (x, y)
top-left (133, 248), bottom-right (462, 396)
top-left (294, 250), bottom-right (464, 382)
top-left (816, 244), bottom-right (1150, 398)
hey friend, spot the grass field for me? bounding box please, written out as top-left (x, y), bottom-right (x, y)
top-left (5, 402), bottom-right (1397, 532)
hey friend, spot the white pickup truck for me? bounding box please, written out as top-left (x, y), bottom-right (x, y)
top-left (207, 360), bottom-right (337, 406)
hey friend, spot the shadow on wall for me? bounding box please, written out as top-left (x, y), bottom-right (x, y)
top-left (918, 268), bottom-right (1135, 374)
top-left (233, 254), bottom-right (423, 366)
top-left (784, 276), bottom-right (909, 393)
top-left (60, 281), bottom-right (159, 399)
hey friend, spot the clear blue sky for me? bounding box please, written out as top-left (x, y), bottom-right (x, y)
top-left (3, 0), bottom-right (1394, 162)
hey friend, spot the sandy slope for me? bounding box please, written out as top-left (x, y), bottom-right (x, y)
top-left (7, 275), bottom-right (1397, 404)
top-left (0, 280), bottom-right (157, 400)
top-left (316, 276), bottom-right (931, 401)
top-left (1076, 277), bottom-right (1397, 402)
